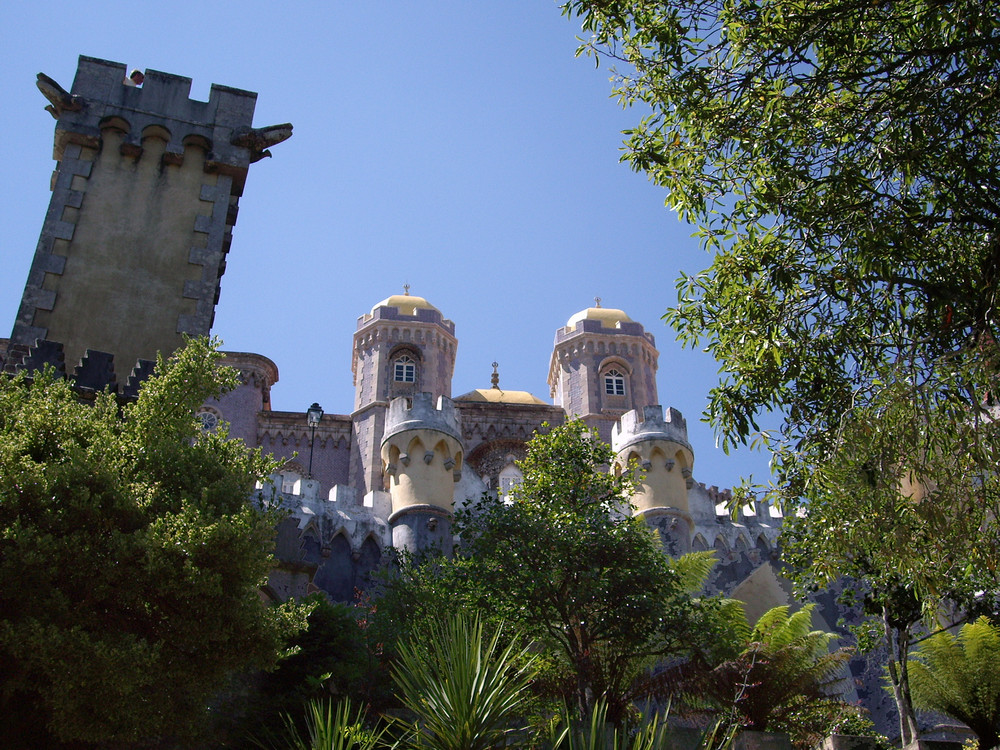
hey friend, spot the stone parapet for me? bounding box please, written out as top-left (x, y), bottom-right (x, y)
top-left (612, 405), bottom-right (692, 454)
top-left (383, 393), bottom-right (463, 445)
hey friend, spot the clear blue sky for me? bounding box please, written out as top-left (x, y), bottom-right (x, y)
top-left (0, 1), bottom-right (772, 493)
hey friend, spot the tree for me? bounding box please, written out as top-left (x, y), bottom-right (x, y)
top-left (391, 613), bottom-right (539, 750)
top-left (0, 338), bottom-right (308, 748)
top-left (559, 1), bottom-right (1000, 740)
top-left (659, 604), bottom-right (852, 748)
top-left (908, 616), bottom-right (1000, 750)
top-left (237, 595), bottom-right (377, 747)
top-left (379, 420), bottom-right (731, 726)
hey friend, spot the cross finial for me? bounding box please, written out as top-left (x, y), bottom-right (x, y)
top-left (595, 296), bottom-right (602, 308)
top-left (491, 361), bottom-right (500, 389)
top-left (403, 283), bottom-right (410, 296)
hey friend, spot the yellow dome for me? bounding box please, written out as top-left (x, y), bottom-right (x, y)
top-left (566, 306), bottom-right (633, 329)
top-left (456, 388), bottom-right (548, 406)
top-left (371, 294), bottom-right (439, 316)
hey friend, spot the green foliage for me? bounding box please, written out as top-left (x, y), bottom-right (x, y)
top-left (0, 337), bottom-right (309, 748)
top-left (907, 617), bottom-right (1000, 749)
top-left (658, 604), bottom-right (852, 747)
top-left (375, 421), bottom-right (728, 726)
top-left (251, 696), bottom-right (388, 750)
top-left (560, 1), bottom-right (1000, 739)
top-left (238, 595), bottom-right (381, 745)
top-left (546, 700), bottom-right (677, 750)
top-left (456, 421), bottom-right (727, 722)
top-left (391, 613), bottom-right (538, 750)
top-left (560, 0), bottom-right (1000, 612)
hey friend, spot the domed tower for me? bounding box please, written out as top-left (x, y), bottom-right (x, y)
top-left (350, 290), bottom-right (457, 495)
top-left (548, 301), bottom-right (659, 442)
top-left (612, 405), bottom-right (695, 555)
top-left (380, 393), bottom-right (464, 551)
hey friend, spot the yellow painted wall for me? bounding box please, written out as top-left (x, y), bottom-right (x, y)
top-left (34, 129), bottom-right (214, 372)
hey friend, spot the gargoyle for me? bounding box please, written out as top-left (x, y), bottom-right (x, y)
top-left (36, 72), bottom-right (83, 119)
top-left (230, 123), bottom-right (293, 163)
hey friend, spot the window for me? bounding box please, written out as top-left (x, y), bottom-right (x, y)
top-left (394, 355), bottom-right (416, 382)
top-left (604, 369), bottom-right (625, 396)
top-left (498, 463), bottom-right (523, 504)
top-left (196, 407), bottom-right (220, 432)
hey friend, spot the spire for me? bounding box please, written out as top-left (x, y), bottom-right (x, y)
top-left (403, 283), bottom-right (410, 296)
top-left (594, 296), bottom-right (602, 308)
top-left (491, 361), bottom-right (500, 390)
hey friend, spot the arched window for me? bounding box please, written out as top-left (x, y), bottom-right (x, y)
top-left (604, 368), bottom-right (626, 396)
top-left (498, 463), bottom-right (523, 504)
top-left (394, 354), bottom-right (416, 383)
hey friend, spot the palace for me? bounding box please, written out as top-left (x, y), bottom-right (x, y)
top-left (2, 55), bottom-right (784, 609)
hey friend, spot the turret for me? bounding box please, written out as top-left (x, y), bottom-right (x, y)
top-left (10, 56), bottom-right (291, 381)
top-left (350, 291), bottom-right (457, 495)
top-left (380, 393), bottom-right (464, 551)
top-left (548, 301), bottom-right (659, 442)
top-left (612, 405), bottom-right (695, 555)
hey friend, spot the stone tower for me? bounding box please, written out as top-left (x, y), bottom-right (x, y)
top-left (612, 405), bottom-right (695, 555)
top-left (8, 56), bottom-right (290, 385)
top-left (548, 303), bottom-right (659, 442)
top-left (380, 393), bottom-right (464, 551)
top-left (350, 293), bottom-right (458, 494)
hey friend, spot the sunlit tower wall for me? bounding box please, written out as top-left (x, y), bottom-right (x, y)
top-left (380, 393), bottom-right (464, 552)
top-left (612, 405), bottom-right (695, 556)
top-left (9, 56), bottom-right (290, 383)
top-left (351, 294), bottom-right (458, 496)
top-left (548, 305), bottom-right (659, 443)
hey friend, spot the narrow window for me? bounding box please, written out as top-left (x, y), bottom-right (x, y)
top-left (394, 355), bottom-right (416, 383)
top-left (604, 369), bottom-right (625, 396)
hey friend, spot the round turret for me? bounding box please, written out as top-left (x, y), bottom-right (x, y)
top-left (612, 405), bottom-right (695, 555)
top-left (380, 392), bottom-right (464, 551)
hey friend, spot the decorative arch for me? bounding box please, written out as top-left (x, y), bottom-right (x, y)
top-left (141, 124), bottom-right (172, 142)
top-left (99, 115), bottom-right (131, 134)
top-left (755, 534), bottom-right (768, 551)
top-left (713, 535), bottom-right (730, 556)
top-left (692, 533), bottom-right (709, 552)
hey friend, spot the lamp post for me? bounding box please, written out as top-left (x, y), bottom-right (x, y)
top-left (306, 402), bottom-right (323, 478)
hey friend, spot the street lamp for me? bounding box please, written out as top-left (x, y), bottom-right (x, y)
top-left (306, 402), bottom-right (323, 478)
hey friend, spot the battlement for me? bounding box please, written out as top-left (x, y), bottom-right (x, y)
top-left (43, 57), bottom-right (259, 189)
top-left (554, 317), bottom-right (655, 347)
top-left (612, 405), bottom-right (692, 454)
top-left (382, 393), bottom-right (463, 445)
top-left (3, 338), bottom-right (155, 398)
top-left (356, 305), bottom-right (456, 335)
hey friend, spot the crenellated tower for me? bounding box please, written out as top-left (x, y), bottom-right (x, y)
top-left (8, 56), bottom-right (291, 388)
top-left (380, 393), bottom-right (464, 551)
top-left (612, 405), bottom-right (695, 555)
top-left (548, 302), bottom-right (659, 442)
top-left (350, 292), bottom-right (457, 494)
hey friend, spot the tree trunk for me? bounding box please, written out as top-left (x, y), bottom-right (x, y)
top-left (883, 605), bottom-right (920, 746)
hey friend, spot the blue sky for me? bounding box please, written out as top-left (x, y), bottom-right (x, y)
top-left (0, 1), bottom-right (772, 492)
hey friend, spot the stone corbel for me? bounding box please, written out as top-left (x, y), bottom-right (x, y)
top-left (399, 453), bottom-right (410, 466)
top-left (423, 450), bottom-right (435, 464)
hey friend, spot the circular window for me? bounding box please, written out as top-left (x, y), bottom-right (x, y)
top-left (196, 409), bottom-right (220, 432)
